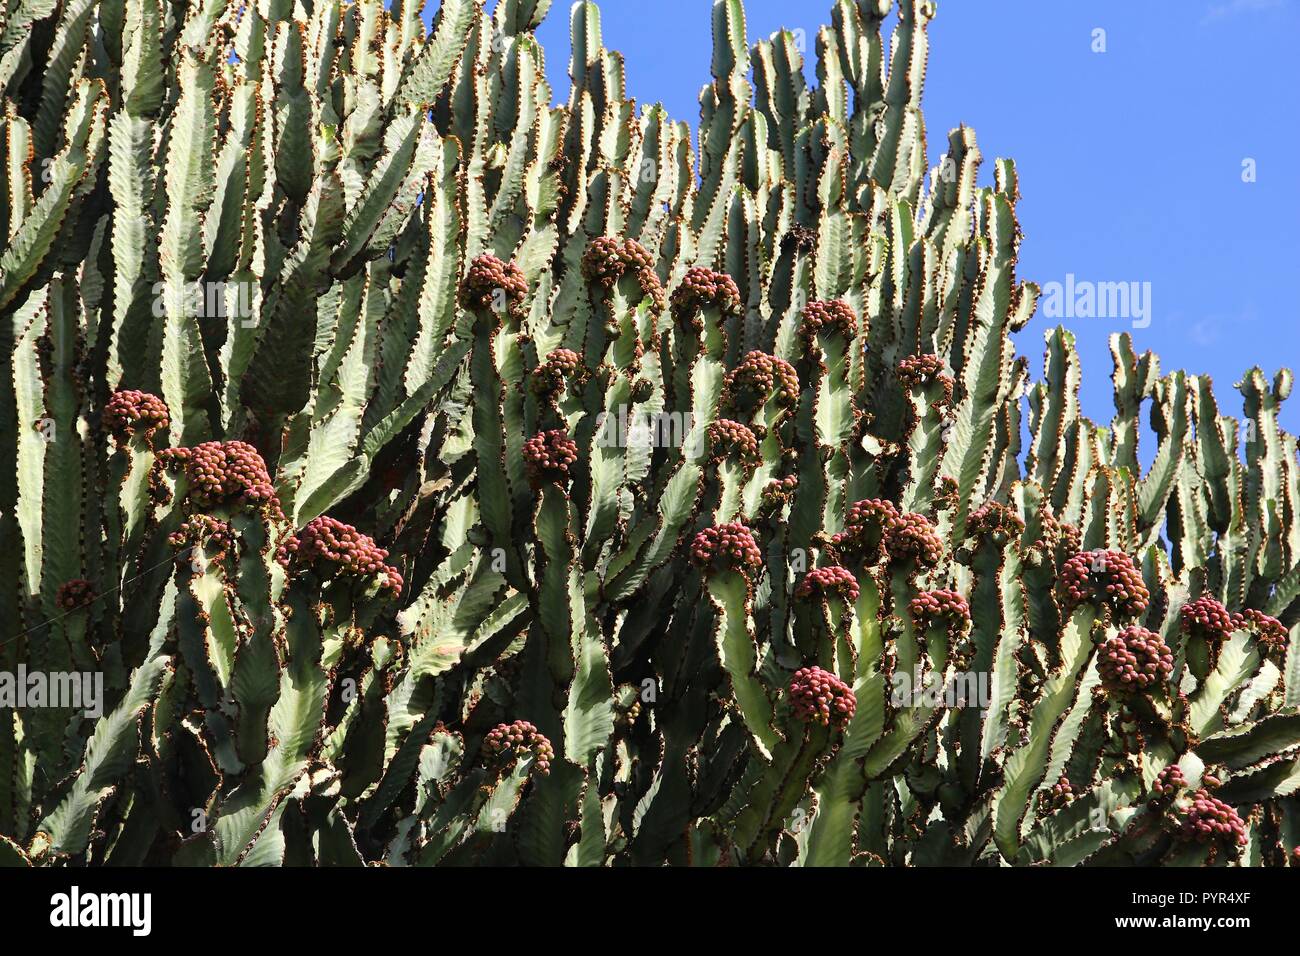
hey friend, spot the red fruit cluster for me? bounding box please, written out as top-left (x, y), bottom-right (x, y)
top-left (55, 578), bottom-right (95, 611)
top-left (1179, 595), bottom-right (1236, 644)
top-left (169, 514), bottom-right (237, 559)
top-left (689, 522), bottom-right (763, 575)
top-left (789, 666), bottom-right (856, 727)
top-left (531, 349), bottom-right (584, 396)
top-left (1040, 775), bottom-right (1073, 811)
top-left (896, 354), bottom-right (945, 388)
top-left (580, 236), bottom-right (666, 310)
top-left (103, 389), bottom-right (169, 445)
top-left (885, 512), bottom-right (945, 569)
top-left (1237, 608), bottom-right (1288, 654)
top-left (831, 498), bottom-right (900, 564)
top-left (708, 419), bottom-right (760, 464)
top-left (800, 299), bottom-right (858, 342)
top-left (1153, 763), bottom-right (1187, 798)
top-left (523, 429), bottom-right (579, 487)
top-left (1174, 790), bottom-right (1248, 850)
top-left (909, 589), bottom-right (971, 636)
top-left (796, 565), bottom-right (860, 603)
top-left (1057, 522), bottom-right (1082, 555)
top-left (967, 500), bottom-right (1026, 541)
top-left (1060, 549), bottom-right (1150, 618)
top-left (1098, 626), bottom-right (1173, 697)
top-left (157, 441), bottom-right (281, 515)
top-left (483, 720), bottom-right (554, 776)
top-left (724, 351), bottom-right (800, 409)
top-left (670, 267), bottom-right (742, 322)
top-left (276, 516), bottom-right (402, 593)
top-left (760, 475), bottom-right (799, 509)
top-left (460, 254), bottom-right (528, 313)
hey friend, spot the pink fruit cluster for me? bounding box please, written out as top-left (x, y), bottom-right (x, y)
top-left (1060, 549), bottom-right (1150, 618)
top-left (796, 565), bottom-right (860, 604)
top-left (531, 348), bottom-right (584, 396)
top-left (895, 354), bottom-right (946, 390)
top-left (1153, 764), bottom-right (1187, 798)
top-left (1098, 626), bottom-right (1174, 697)
top-left (800, 299), bottom-right (858, 342)
top-left (103, 389), bottom-right (169, 445)
top-left (580, 236), bottom-right (666, 311)
top-left (885, 512), bottom-right (945, 569)
top-left (689, 522), bottom-right (763, 575)
top-left (724, 351), bottom-right (800, 409)
top-left (483, 720), bottom-right (554, 775)
top-left (460, 254), bottom-right (528, 313)
top-left (157, 441), bottom-right (281, 516)
top-left (831, 498), bottom-right (899, 564)
top-left (276, 516), bottom-right (402, 593)
top-left (789, 666), bottom-right (856, 727)
top-left (1179, 595), bottom-right (1236, 643)
top-left (909, 589), bottom-right (971, 636)
top-left (1237, 608), bottom-right (1288, 654)
top-left (967, 500), bottom-right (1026, 541)
top-left (1040, 775), bottom-right (1073, 811)
top-left (55, 578), bottom-right (95, 611)
top-left (670, 267), bottom-right (742, 322)
top-left (1174, 790), bottom-right (1248, 850)
top-left (169, 514), bottom-right (237, 559)
top-left (523, 429), bottom-right (579, 487)
top-left (708, 419), bottom-right (760, 464)
top-left (760, 475), bottom-right (799, 509)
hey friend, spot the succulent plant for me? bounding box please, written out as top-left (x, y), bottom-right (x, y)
top-left (0, 0), bottom-right (1295, 871)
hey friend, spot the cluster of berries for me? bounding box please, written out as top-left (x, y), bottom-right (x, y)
top-left (103, 389), bottom-right (169, 446)
top-left (1098, 626), bottom-right (1174, 697)
top-left (788, 666), bottom-right (856, 727)
top-left (459, 254), bottom-right (528, 313)
top-left (831, 498), bottom-right (899, 564)
top-left (1172, 790), bottom-right (1248, 850)
top-left (1179, 596), bottom-right (1237, 643)
top-left (967, 500), bottom-right (1026, 542)
top-left (896, 354), bottom-right (954, 404)
top-left (580, 236), bottom-right (667, 311)
top-left (800, 299), bottom-right (858, 342)
top-left (707, 419), bottom-right (760, 464)
top-left (724, 351), bottom-right (800, 410)
top-left (884, 512), bottom-right (945, 569)
top-left (670, 267), bottom-right (742, 324)
top-left (522, 429), bottom-right (579, 487)
top-left (55, 578), bottom-right (95, 612)
top-left (759, 475), bottom-right (799, 509)
top-left (1059, 549), bottom-right (1150, 618)
top-left (1039, 776), bottom-right (1073, 812)
top-left (156, 441), bottom-right (282, 516)
top-left (275, 516), bottom-right (402, 593)
top-left (169, 514), bottom-right (237, 561)
top-left (795, 565), bottom-right (861, 604)
top-left (1152, 764), bottom-right (1187, 798)
top-left (909, 589), bottom-right (971, 637)
top-left (531, 349), bottom-right (585, 396)
top-left (482, 720), bottom-right (555, 776)
top-left (689, 522), bottom-right (763, 576)
top-left (1237, 608), bottom-right (1288, 654)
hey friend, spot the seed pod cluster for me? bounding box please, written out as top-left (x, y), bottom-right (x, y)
top-left (800, 299), bottom-right (858, 342)
top-left (276, 516), bottom-right (403, 593)
top-left (796, 565), bottom-right (861, 604)
top-left (103, 389), bottom-right (170, 446)
top-left (708, 418), bottom-right (760, 464)
top-left (690, 522), bottom-right (763, 576)
top-left (522, 429), bottom-right (579, 487)
top-left (1179, 595), bottom-right (1236, 644)
top-left (724, 351), bottom-right (800, 410)
top-left (885, 512), bottom-right (945, 569)
top-left (788, 666), bottom-right (856, 727)
top-left (55, 578), bottom-right (95, 611)
top-left (460, 254), bottom-right (528, 313)
top-left (483, 720), bottom-right (554, 776)
top-left (531, 348), bottom-right (585, 396)
top-left (967, 500), bottom-right (1026, 541)
top-left (157, 441), bottom-right (281, 516)
top-left (1098, 626), bottom-right (1173, 697)
top-left (1060, 549), bottom-right (1150, 618)
top-left (580, 236), bottom-right (666, 310)
top-left (909, 589), bottom-right (971, 636)
top-left (1173, 790), bottom-right (1248, 851)
top-left (670, 267), bottom-right (742, 323)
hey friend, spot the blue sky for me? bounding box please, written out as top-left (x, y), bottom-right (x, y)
top-left (441, 0), bottom-right (1300, 435)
